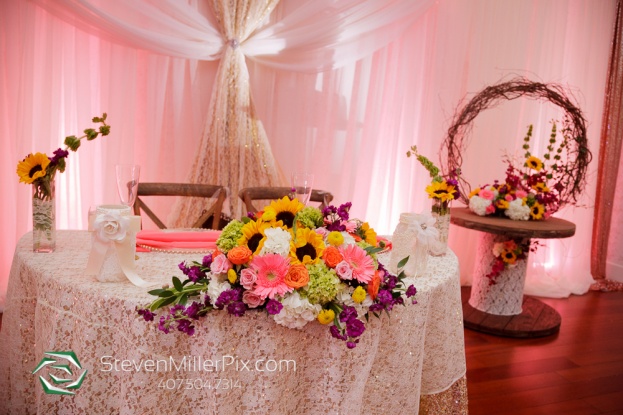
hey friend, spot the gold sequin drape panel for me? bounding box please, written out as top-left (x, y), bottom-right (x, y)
top-left (170, 0), bottom-right (285, 226)
top-left (591, 0), bottom-right (623, 290)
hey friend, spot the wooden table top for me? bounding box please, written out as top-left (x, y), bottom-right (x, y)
top-left (450, 207), bottom-right (575, 239)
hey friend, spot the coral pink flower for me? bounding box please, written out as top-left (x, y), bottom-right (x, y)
top-left (515, 190), bottom-right (528, 199)
top-left (250, 254), bottom-right (293, 299)
top-left (505, 194), bottom-right (514, 202)
top-left (338, 244), bottom-right (374, 283)
top-left (479, 188), bottom-right (495, 200)
top-left (485, 204), bottom-right (496, 214)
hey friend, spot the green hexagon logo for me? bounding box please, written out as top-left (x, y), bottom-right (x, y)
top-left (32, 351), bottom-right (88, 395)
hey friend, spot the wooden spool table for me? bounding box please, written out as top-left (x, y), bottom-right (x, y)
top-left (451, 207), bottom-right (575, 338)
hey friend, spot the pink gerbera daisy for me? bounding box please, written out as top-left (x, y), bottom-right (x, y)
top-left (338, 244), bottom-right (375, 283)
top-left (250, 254), bottom-right (293, 300)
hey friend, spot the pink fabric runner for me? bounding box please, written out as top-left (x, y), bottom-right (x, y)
top-left (136, 230), bottom-right (220, 252)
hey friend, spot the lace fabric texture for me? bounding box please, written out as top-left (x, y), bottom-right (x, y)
top-left (0, 231), bottom-right (466, 414)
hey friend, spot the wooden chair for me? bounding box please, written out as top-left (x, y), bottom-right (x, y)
top-left (133, 183), bottom-right (228, 230)
top-left (238, 186), bottom-right (334, 214)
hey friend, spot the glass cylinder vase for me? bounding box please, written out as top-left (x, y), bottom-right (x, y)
top-left (32, 180), bottom-right (56, 253)
top-left (429, 199), bottom-right (450, 256)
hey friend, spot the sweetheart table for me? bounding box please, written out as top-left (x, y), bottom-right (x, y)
top-left (0, 231), bottom-right (468, 414)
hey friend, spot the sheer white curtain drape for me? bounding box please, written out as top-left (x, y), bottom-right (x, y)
top-left (0, 0), bottom-right (616, 309)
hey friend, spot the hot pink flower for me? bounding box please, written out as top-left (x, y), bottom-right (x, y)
top-left (479, 188), bottom-right (495, 200)
top-left (505, 194), bottom-right (514, 202)
top-left (485, 204), bottom-right (496, 214)
top-left (515, 190), bottom-right (528, 199)
top-left (250, 254), bottom-right (293, 299)
top-left (338, 244), bottom-right (374, 283)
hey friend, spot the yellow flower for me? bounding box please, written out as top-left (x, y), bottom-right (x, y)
top-left (525, 156), bottom-right (543, 172)
top-left (501, 250), bottom-right (517, 265)
top-left (495, 199), bottom-right (509, 210)
top-left (327, 231), bottom-right (344, 246)
top-left (360, 222), bottom-right (377, 246)
top-left (352, 286), bottom-right (367, 304)
top-left (468, 187), bottom-right (481, 199)
top-left (289, 227), bottom-right (325, 265)
top-left (238, 219), bottom-right (270, 256)
top-left (263, 196), bottom-right (304, 228)
top-left (532, 182), bottom-right (550, 193)
top-left (227, 269), bottom-right (238, 284)
top-left (425, 181), bottom-right (455, 202)
top-left (530, 202), bottom-right (545, 220)
top-left (317, 309), bottom-right (335, 325)
top-left (16, 153), bottom-right (50, 184)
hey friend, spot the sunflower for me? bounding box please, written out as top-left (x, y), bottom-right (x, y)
top-left (425, 181), bottom-right (456, 202)
top-left (468, 187), bottom-right (481, 199)
top-left (262, 196), bottom-right (304, 228)
top-left (238, 219), bottom-right (270, 256)
top-left (530, 202), bottom-right (545, 220)
top-left (532, 182), bottom-right (550, 193)
top-left (495, 199), bottom-right (509, 210)
top-left (16, 153), bottom-right (50, 184)
top-left (501, 250), bottom-right (517, 264)
top-left (289, 228), bottom-right (325, 265)
top-left (359, 222), bottom-right (377, 246)
top-left (525, 156), bottom-right (543, 172)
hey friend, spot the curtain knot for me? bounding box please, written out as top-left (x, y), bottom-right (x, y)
top-left (228, 38), bottom-right (240, 49)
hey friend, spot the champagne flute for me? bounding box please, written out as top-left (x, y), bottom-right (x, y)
top-left (115, 164), bottom-right (140, 208)
top-left (291, 172), bottom-right (314, 205)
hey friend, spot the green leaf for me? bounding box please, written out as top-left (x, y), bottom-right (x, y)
top-left (99, 125), bottom-right (111, 136)
top-left (149, 295), bottom-right (177, 311)
top-left (84, 128), bottom-right (98, 141)
top-left (64, 136), bottom-right (81, 151)
top-left (148, 288), bottom-right (166, 296)
top-left (172, 277), bottom-right (183, 292)
top-left (157, 290), bottom-right (175, 298)
top-left (177, 293), bottom-right (188, 305)
top-left (365, 246), bottom-right (384, 255)
top-left (397, 256), bottom-right (410, 269)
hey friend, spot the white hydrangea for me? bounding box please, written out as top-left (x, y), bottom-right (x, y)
top-left (259, 227), bottom-right (292, 256)
top-left (469, 195), bottom-right (492, 216)
top-left (206, 280), bottom-right (231, 304)
top-left (336, 284), bottom-right (373, 318)
top-left (340, 231), bottom-right (357, 246)
top-left (272, 291), bottom-right (321, 329)
top-left (504, 198), bottom-right (530, 221)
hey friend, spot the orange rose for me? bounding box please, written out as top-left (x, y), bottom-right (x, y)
top-left (367, 270), bottom-right (381, 300)
top-left (227, 246), bottom-right (252, 265)
top-left (285, 264), bottom-right (309, 289)
top-left (323, 246), bottom-right (343, 268)
top-left (212, 249), bottom-right (222, 258)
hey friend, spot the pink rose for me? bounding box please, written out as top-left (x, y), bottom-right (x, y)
top-left (515, 190), bottom-right (528, 198)
top-left (343, 221), bottom-right (357, 232)
top-left (485, 204), bottom-right (496, 214)
top-left (505, 194), bottom-right (514, 202)
top-left (211, 254), bottom-right (232, 274)
top-left (242, 290), bottom-right (264, 308)
top-left (240, 268), bottom-right (257, 289)
top-left (479, 189), bottom-right (495, 200)
top-left (335, 260), bottom-right (353, 280)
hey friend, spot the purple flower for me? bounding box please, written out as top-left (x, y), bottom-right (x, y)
top-left (326, 221), bottom-right (346, 232)
top-left (187, 266), bottom-right (206, 282)
top-left (384, 275), bottom-right (398, 290)
top-left (215, 288), bottom-right (242, 309)
top-left (177, 319), bottom-right (195, 336)
top-left (339, 306), bottom-right (357, 323)
top-left (405, 285), bottom-right (417, 298)
top-left (368, 303), bottom-right (385, 313)
top-left (346, 341), bottom-right (358, 349)
top-left (158, 316), bottom-right (170, 334)
top-left (330, 325), bottom-right (347, 341)
top-left (337, 202), bottom-right (352, 221)
top-left (185, 302), bottom-right (201, 319)
top-left (136, 307), bottom-right (156, 322)
top-left (376, 290), bottom-right (393, 305)
top-left (49, 148), bottom-right (69, 165)
top-left (178, 261), bottom-right (190, 275)
top-left (202, 254), bottom-right (213, 268)
top-left (227, 301), bottom-right (246, 317)
top-left (345, 318), bottom-right (365, 338)
top-left (265, 299), bottom-right (283, 315)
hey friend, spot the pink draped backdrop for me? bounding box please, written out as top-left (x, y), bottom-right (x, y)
top-left (0, 0), bottom-right (618, 310)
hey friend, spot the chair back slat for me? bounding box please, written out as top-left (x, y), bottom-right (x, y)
top-left (238, 187), bottom-right (333, 214)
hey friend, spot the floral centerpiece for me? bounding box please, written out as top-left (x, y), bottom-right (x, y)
top-left (137, 197), bottom-right (417, 348)
top-left (468, 123), bottom-right (568, 221)
top-left (16, 114), bottom-right (110, 252)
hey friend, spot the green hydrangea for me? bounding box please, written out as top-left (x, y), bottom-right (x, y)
top-left (302, 263), bottom-right (340, 305)
top-left (216, 220), bottom-right (244, 253)
top-left (296, 206), bottom-right (324, 229)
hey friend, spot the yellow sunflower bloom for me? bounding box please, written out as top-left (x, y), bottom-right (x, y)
top-left (360, 222), bottom-right (378, 246)
top-left (530, 202), bottom-right (545, 220)
top-left (525, 156), bottom-right (543, 172)
top-left (263, 196), bottom-right (304, 228)
top-left (238, 219), bottom-right (270, 256)
top-left (532, 182), bottom-right (550, 193)
top-left (425, 181), bottom-right (455, 203)
top-left (289, 227), bottom-right (325, 265)
top-left (501, 250), bottom-right (517, 265)
top-left (495, 199), bottom-right (509, 210)
top-left (16, 153), bottom-right (50, 184)
top-left (468, 187), bottom-right (481, 199)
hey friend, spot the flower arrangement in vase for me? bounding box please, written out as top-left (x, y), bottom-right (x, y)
top-left (16, 114), bottom-right (110, 252)
top-left (137, 197), bottom-right (418, 349)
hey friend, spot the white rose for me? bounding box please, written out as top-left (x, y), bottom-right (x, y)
top-left (94, 213), bottom-right (129, 242)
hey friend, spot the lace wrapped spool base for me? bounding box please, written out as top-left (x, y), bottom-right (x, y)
top-left (389, 213), bottom-right (429, 278)
top-left (32, 180), bottom-right (56, 253)
top-left (469, 232), bottom-right (528, 315)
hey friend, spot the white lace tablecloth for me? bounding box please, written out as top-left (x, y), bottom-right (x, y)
top-left (0, 231), bottom-right (467, 414)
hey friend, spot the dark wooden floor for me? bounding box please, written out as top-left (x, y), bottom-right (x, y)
top-left (1, 289), bottom-right (622, 414)
top-left (462, 286), bottom-right (623, 415)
